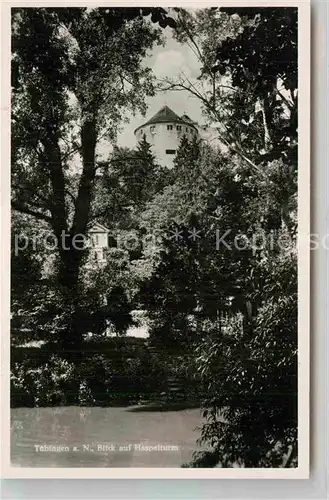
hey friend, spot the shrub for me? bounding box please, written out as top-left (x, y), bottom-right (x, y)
top-left (11, 341), bottom-right (176, 407)
top-left (11, 355), bottom-right (75, 407)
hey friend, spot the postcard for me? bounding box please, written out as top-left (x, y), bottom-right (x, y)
top-left (1, 0), bottom-right (310, 479)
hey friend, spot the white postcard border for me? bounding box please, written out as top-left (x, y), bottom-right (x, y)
top-left (1, 0), bottom-right (310, 479)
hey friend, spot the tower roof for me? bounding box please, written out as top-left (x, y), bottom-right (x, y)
top-left (181, 113), bottom-right (193, 123)
top-left (134, 105), bottom-right (198, 134)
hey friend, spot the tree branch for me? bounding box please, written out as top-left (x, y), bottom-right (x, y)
top-left (159, 77), bottom-right (266, 176)
top-left (176, 11), bottom-right (204, 64)
top-left (12, 183), bottom-right (50, 206)
top-left (284, 442), bottom-right (297, 468)
top-left (12, 202), bottom-right (52, 223)
top-left (42, 136), bottom-right (68, 237)
top-left (276, 89), bottom-right (294, 111)
top-left (65, 189), bottom-right (77, 207)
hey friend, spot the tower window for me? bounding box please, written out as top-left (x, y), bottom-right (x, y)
top-left (166, 149), bottom-right (176, 155)
top-left (167, 125), bottom-right (173, 130)
top-left (176, 125), bottom-right (182, 131)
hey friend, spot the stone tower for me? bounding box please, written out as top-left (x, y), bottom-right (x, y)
top-left (134, 105), bottom-right (199, 168)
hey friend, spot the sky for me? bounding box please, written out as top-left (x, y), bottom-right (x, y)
top-left (115, 28), bottom-right (205, 150)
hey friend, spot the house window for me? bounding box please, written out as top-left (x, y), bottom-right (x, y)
top-left (103, 248), bottom-right (107, 260)
top-left (166, 149), bottom-right (176, 155)
top-left (94, 251), bottom-right (98, 261)
top-left (186, 127), bottom-right (189, 132)
top-left (108, 234), bottom-right (117, 248)
top-left (176, 125), bottom-right (182, 131)
top-left (167, 124), bottom-right (173, 130)
top-left (92, 234), bottom-right (99, 246)
top-left (150, 125), bottom-right (156, 133)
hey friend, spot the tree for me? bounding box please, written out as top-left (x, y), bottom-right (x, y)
top-left (154, 8), bottom-right (298, 466)
top-left (91, 136), bottom-right (170, 231)
top-left (214, 7), bottom-right (298, 166)
top-left (161, 8), bottom-right (297, 177)
top-left (137, 129), bottom-right (297, 466)
top-left (11, 8), bottom-right (175, 360)
top-left (189, 252), bottom-right (297, 468)
top-left (138, 137), bottom-right (262, 348)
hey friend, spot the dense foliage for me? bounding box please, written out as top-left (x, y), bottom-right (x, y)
top-left (11, 7), bottom-right (299, 468)
top-left (11, 7), bottom-right (174, 355)
top-left (11, 339), bottom-right (200, 408)
top-left (141, 7), bottom-right (298, 467)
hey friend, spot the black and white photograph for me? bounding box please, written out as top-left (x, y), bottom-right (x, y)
top-left (4, 2), bottom-right (310, 477)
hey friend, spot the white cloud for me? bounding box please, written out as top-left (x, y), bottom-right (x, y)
top-left (152, 50), bottom-right (188, 79)
top-left (114, 34), bottom-right (204, 150)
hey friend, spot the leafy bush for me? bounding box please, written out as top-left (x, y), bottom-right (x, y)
top-left (11, 355), bottom-right (75, 407)
top-left (184, 255), bottom-right (298, 468)
top-left (10, 341), bottom-right (177, 407)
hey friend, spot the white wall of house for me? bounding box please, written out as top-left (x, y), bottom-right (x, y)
top-left (87, 224), bottom-right (109, 265)
top-left (89, 231), bottom-right (108, 249)
top-left (135, 122), bottom-right (199, 169)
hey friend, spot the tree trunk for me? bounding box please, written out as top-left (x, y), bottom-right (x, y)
top-left (51, 116), bottom-right (98, 403)
top-left (259, 97), bottom-right (272, 151)
top-left (72, 117), bottom-right (97, 235)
